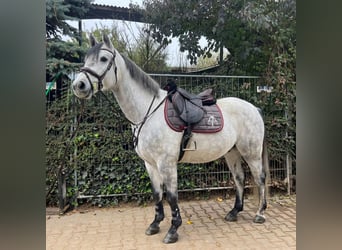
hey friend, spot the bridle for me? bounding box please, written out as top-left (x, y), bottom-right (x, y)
top-left (80, 48), bottom-right (118, 92)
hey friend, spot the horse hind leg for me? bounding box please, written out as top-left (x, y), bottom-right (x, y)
top-left (244, 157), bottom-right (267, 224)
top-left (144, 162), bottom-right (165, 235)
top-left (224, 147), bottom-right (245, 222)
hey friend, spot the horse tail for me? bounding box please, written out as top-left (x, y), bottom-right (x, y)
top-left (251, 134), bottom-right (270, 204)
top-left (258, 107), bottom-right (270, 197)
top-left (262, 137), bottom-right (270, 198)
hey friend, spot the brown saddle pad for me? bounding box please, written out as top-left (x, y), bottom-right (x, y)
top-left (164, 99), bottom-right (224, 133)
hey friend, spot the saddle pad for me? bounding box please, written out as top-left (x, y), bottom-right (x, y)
top-left (164, 99), bottom-right (224, 133)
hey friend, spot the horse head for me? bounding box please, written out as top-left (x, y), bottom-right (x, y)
top-left (72, 34), bottom-right (118, 99)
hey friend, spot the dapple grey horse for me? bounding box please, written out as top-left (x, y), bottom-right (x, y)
top-left (72, 34), bottom-right (268, 244)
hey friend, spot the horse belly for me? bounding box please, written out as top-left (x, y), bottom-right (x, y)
top-left (179, 131), bottom-right (234, 163)
top-left (179, 100), bottom-right (240, 163)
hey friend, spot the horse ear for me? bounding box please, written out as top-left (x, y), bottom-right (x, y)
top-left (103, 33), bottom-right (113, 49)
top-left (89, 34), bottom-right (97, 47)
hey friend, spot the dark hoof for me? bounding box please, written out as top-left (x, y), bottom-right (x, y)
top-left (163, 232), bottom-right (179, 244)
top-left (145, 225), bottom-right (160, 235)
top-left (253, 215), bottom-right (266, 224)
top-left (225, 212), bottom-right (238, 222)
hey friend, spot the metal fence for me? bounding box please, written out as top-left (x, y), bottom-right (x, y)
top-left (47, 74), bottom-right (295, 207)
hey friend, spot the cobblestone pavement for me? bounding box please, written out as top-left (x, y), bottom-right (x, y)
top-left (46, 195), bottom-right (296, 250)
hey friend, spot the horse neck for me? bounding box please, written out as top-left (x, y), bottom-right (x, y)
top-left (111, 55), bottom-right (166, 124)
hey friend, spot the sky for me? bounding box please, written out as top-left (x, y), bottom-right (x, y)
top-left (67, 0), bottom-right (196, 67)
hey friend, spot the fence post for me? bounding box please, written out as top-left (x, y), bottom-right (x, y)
top-left (286, 153), bottom-right (292, 195)
top-left (57, 166), bottom-right (67, 213)
top-left (70, 91), bottom-right (79, 208)
top-left (284, 108), bottom-right (292, 195)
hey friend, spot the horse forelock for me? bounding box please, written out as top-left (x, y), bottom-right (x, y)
top-left (85, 42), bottom-right (104, 60)
top-left (121, 55), bottom-right (160, 96)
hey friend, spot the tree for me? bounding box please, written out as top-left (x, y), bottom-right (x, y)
top-left (141, 0), bottom-right (242, 65)
top-left (129, 26), bottom-right (168, 72)
top-left (89, 23), bottom-right (169, 72)
top-left (141, 0), bottom-right (295, 75)
top-left (46, 0), bottom-right (93, 39)
top-left (46, 0), bottom-right (93, 79)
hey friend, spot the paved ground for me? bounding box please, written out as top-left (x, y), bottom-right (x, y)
top-left (46, 195), bottom-right (296, 249)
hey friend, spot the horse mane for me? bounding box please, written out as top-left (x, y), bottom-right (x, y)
top-left (121, 55), bottom-right (160, 96)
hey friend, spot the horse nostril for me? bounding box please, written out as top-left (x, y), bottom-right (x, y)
top-left (78, 81), bottom-right (86, 90)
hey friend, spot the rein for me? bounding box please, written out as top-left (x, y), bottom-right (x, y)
top-left (132, 94), bottom-right (169, 148)
top-left (80, 48), bottom-right (118, 92)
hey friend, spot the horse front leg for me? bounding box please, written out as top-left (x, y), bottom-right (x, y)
top-left (163, 190), bottom-right (182, 243)
top-left (144, 162), bottom-right (165, 235)
top-left (163, 166), bottom-right (182, 244)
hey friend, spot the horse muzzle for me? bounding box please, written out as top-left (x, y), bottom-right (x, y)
top-left (72, 79), bottom-right (93, 99)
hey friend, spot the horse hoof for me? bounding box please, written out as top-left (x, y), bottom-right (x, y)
top-left (253, 215), bottom-right (266, 224)
top-left (163, 232), bottom-right (178, 244)
top-left (145, 225), bottom-right (160, 235)
top-left (225, 213), bottom-right (238, 222)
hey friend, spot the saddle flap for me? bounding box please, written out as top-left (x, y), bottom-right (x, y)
top-left (182, 98), bottom-right (204, 124)
top-left (172, 92), bottom-right (204, 124)
top-left (172, 92), bottom-right (185, 114)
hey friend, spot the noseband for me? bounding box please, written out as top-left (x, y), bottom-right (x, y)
top-left (80, 48), bottom-right (118, 92)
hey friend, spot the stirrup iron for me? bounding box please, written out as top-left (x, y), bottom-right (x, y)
top-left (183, 141), bottom-right (197, 151)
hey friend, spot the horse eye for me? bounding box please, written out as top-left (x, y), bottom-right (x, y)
top-left (100, 56), bottom-right (108, 62)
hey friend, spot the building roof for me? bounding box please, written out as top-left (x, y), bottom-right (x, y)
top-left (83, 3), bottom-right (145, 22)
